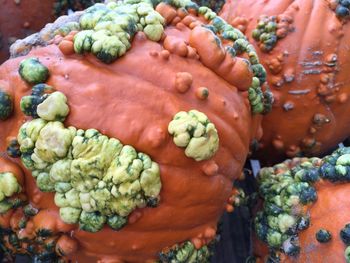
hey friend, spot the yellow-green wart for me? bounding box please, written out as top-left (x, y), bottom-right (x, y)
top-left (17, 91), bottom-right (162, 232)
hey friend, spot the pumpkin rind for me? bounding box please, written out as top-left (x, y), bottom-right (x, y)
top-left (0, 0), bottom-right (268, 261)
top-left (253, 147), bottom-right (350, 262)
top-left (221, 0), bottom-right (350, 163)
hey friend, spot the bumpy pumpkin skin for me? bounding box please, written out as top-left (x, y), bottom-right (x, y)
top-left (0, 1), bottom-right (268, 261)
top-left (221, 0), bottom-right (350, 163)
top-left (254, 182), bottom-right (350, 263)
top-left (252, 148), bottom-right (350, 263)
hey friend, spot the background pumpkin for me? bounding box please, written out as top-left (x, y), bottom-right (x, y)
top-left (221, 0), bottom-right (350, 163)
top-left (0, 0), bottom-right (102, 64)
top-left (252, 147), bottom-right (350, 262)
top-left (0, 0), bottom-right (272, 261)
top-left (0, 0), bottom-right (54, 63)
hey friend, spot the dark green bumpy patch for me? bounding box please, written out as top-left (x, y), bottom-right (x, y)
top-left (200, 13), bottom-right (273, 114)
top-left (7, 139), bottom-right (21, 158)
top-left (254, 147), bottom-right (350, 261)
top-left (192, 0), bottom-right (225, 12)
top-left (341, 224), bottom-right (350, 245)
top-left (335, 0), bottom-right (350, 19)
top-left (0, 205), bottom-right (64, 262)
top-left (252, 16), bottom-right (278, 52)
top-left (0, 89), bottom-right (13, 120)
top-left (0, 172), bottom-right (22, 214)
top-left (159, 240), bottom-right (215, 263)
top-left (315, 229), bottom-right (332, 243)
top-left (20, 84), bottom-right (53, 118)
top-left (19, 58), bottom-right (49, 85)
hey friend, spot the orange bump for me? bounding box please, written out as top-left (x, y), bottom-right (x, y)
top-left (59, 40), bottom-right (74, 56)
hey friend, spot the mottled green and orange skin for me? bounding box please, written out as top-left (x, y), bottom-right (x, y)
top-left (253, 147), bottom-right (350, 263)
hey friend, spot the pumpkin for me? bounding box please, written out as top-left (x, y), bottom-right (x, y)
top-left (221, 0), bottom-right (350, 163)
top-left (0, 0), bottom-right (54, 63)
top-left (252, 146), bottom-right (350, 262)
top-left (0, 0), bottom-right (102, 64)
top-left (0, 0), bottom-right (272, 261)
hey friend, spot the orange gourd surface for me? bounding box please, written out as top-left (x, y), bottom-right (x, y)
top-left (253, 147), bottom-right (350, 262)
top-left (221, 0), bottom-right (350, 163)
top-left (0, 1), bottom-right (271, 261)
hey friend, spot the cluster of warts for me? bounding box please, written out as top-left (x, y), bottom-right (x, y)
top-left (49, 0), bottom-right (273, 115)
top-left (0, 0), bottom-right (278, 261)
top-left (333, 0), bottom-right (350, 19)
top-left (254, 147), bottom-right (350, 262)
top-left (252, 15), bottom-right (292, 53)
top-left (0, 205), bottom-right (67, 262)
top-left (15, 58), bottom-right (162, 233)
top-left (158, 239), bottom-right (216, 263)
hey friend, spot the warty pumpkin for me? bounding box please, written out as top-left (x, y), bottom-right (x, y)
top-left (0, 0), bottom-right (273, 261)
top-left (221, 0), bottom-right (350, 163)
top-left (252, 146), bottom-right (350, 263)
top-left (0, 0), bottom-right (102, 63)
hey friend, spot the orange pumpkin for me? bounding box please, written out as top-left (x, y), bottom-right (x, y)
top-left (0, 1), bottom-right (272, 261)
top-left (252, 147), bottom-right (350, 262)
top-left (221, 0), bottom-right (350, 163)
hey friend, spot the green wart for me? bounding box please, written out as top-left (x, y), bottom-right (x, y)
top-left (168, 110), bottom-right (219, 161)
top-left (17, 91), bottom-right (162, 232)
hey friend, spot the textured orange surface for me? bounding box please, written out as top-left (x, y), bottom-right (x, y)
top-left (221, 0), bottom-right (350, 163)
top-left (0, 4), bottom-right (262, 261)
top-left (253, 181), bottom-right (350, 263)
